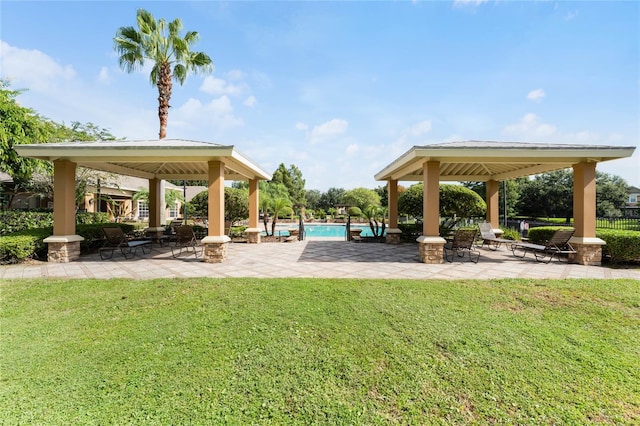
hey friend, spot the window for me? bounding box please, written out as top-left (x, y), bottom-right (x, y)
top-left (630, 194), bottom-right (638, 203)
top-left (169, 202), bottom-right (180, 218)
top-left (138, 201), bottom-right (149, 219)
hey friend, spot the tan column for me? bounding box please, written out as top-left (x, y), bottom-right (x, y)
top-left (52, 160), bottom-right (77, 236)
top-left (384, 179), bottom-right (402, 244)
top-left (573, 162), bottom-right (596, 238)
top-left (249, 179), bottom-right (259, 229)
top-left (44, 160), bottom-right (83, 262)
top-left (208, 161), bottom-right (225, 236)
top-left (388, 180), bottom-right (398, 228)
top-left (486, 179), bottom-right (499, 228)
top-left (423, 161), bottom-right (440, 236)
top-left (148, 178), bottom-right (163, 228)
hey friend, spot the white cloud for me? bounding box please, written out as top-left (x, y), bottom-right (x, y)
top-left (309, 118), bottom-right (349, 144)
top-left (173, 95), bottom-right (243, 131)
top-left (200, 76), bottom-right (245, 96)
top-left (295, 122), bottom-right (308, 131)
top-left (226, 69), bottom-right (245, 81)
top-left (527, 89), bottom-right (545, 101)
top-left (407, 120), bottom-right (432, 137)
top-left (0, 40), bottom-right (76, 91)
top-left (346, 144), bottom-right (359, 155)
top-left (502, 113), bottom-right (557, 138)
top-left (565, 11), bottom-right (579, 21)
top-left (453, 0), bottom-right (489, 7)
top-left (98, 66), bottom-right (110, 84)
top-left (243, 95), bottom-right (257, 107)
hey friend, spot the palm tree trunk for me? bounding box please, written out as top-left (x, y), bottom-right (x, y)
top-left (158, 61), bottom-right (172, 139)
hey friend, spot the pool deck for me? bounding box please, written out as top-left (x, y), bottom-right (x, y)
top-left (2, 238), bottom-right (639, 281)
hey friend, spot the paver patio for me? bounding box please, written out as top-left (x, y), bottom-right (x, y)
top-left (2, 239), bottom-right (638, 280)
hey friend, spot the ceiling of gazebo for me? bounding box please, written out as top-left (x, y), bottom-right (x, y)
top-left (374, 141), bottom-right (636, 182)
top-left (14, 139), bottom-right (272, 181)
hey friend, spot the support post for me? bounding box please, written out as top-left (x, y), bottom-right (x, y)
top-left (146, 178), bottom-right (164, 238)
top-left (245, 179), bottom-right (261, 244)
top-left (570, 161), bottom-right (605, 265)
top-left (43, 160), bottom-right (83, 262)
top-left (417, 161), bottom-right (445, 263)
top-left (202, 161), bottom-right (230, 262)
top-left (385, 179), bottom-right (402, 244)
top-left (486, 180), bottom-right (499, 229)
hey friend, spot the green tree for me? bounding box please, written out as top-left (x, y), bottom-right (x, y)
top-left (305, 189), bottom-right (322, 210)
top-left (342, 187), bottom-right (381, 211)
top-left (271, 163), bottom-right (306, 208)
top-left (269, 197), bottom-right (293, 236)
top-left (398, 183), bottom-right (486, 219)
top-left (114, 8), bottom-right (214, 139)
top-left (0, 80), bottom-right (52, 188)
top-left (362, 205), bottom-right (386, 237)
top-left (318, 187), bottom-right (345, 210)
top-left (463, 179), bottom-right (522, 218)
top-left (184, 187), bottom-right (248, 225)
top-left (517, 169), bottom-right (573, 221)
top-left (596, 172), bottom-right (628, 217)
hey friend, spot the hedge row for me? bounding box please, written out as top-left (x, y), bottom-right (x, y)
top-left (0, 223), bottom-right (135, 265)
top-left (527, 226), bottom-right (640, 264)
top-left (0, 211), bottom-right (109, 235)
top-left (596, 229), bottom-right (640, 264)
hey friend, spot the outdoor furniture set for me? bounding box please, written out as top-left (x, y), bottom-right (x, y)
top-left (99, 224), bottom-right (202, 260)
top-left (443, 223), bottom-right (577, 264)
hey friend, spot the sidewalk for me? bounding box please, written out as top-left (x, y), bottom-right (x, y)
top-left (2, 239), bottom-right (639, 281)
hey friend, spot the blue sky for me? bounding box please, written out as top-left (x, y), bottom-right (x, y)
top-left (2, 0), bottom-right (638, 190)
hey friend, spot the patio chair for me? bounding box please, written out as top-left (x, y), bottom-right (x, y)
top-left (171, 225), bottom-right (203, 258)
top-left (444, 228), bottom-right (480, 263)
top-left (99, 226), bottom-right (152, 260)
top-left (510, 228), bottom-right (576, 263)
top-left (478, 222), bottom-right (516, 251)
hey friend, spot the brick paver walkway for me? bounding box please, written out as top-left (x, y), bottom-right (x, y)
top-left (2, 238), bottom-right (638, 280)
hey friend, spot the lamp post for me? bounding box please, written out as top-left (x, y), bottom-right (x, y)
top-left (503, 180), bottom-right (507, 227)
top-left (183, 180), bottom-right (187, 224)
top-left (97, 178), bottom-right (101, 213)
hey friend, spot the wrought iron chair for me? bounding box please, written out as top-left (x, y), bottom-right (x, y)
top-left (444, 228), bottom-right (480, 263)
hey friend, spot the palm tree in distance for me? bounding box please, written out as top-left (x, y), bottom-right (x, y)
top-left (114, 8), bottom-right (214, 139)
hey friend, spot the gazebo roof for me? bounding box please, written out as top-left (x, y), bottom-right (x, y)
top-left (14, 139), bottom-right (272, 181)
top-left (374, 141), bottom-right (636, 182)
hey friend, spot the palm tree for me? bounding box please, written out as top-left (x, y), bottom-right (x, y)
top-left (270, 197), bottom-right (293, 237)
top-left (114, 9), bottom-right (214, 139)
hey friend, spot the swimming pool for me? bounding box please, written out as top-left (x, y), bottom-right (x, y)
top-left (267, 223), bottom-right (383, 238)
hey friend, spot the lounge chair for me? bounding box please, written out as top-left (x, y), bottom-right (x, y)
top-left (444, 228), bottom-right (480, 263)
top-left (478, 222), bottom-right (516, 251)
top-left (99, 226), bottom-right (152, 260)
top-left (510, 229), bottom-right (576, 263)
top-left (171, 225), bottom-right (203, 258)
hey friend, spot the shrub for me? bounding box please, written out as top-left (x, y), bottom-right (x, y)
top-left (526, 226), bottom-right (574, 245)
top-left (0, 227), bottom-right (51, 264)
top-left (596, 229), bottom-right (640, 264)
top-left (76, 212), bottom-right (110, 224)
top-left (0, 223), bottom-right (137, 263)
top-left (0, 211), bottom-right (53, 235)
top-left (499, 227), bottom-right (521, 241)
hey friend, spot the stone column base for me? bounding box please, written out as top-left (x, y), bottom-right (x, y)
top-left (417, 236), bottom-right (446, 264)
top-left (202, 236), bottom-right (231, 263)
top-left (43, 235), bottom-right (84, 263)
top-left (244, 228), bottom-right (262, 244)
top-left (145, 227), bottom-right (166, 238)
top-left (385, 228), bottom-right (402, 245)
top-left (568, 237), bottom-right (606, 266)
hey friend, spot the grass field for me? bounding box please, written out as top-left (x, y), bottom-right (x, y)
top-left (1, 278), bottom-right (638, 424)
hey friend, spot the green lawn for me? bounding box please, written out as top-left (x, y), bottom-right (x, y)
top-left (1, 278), bottom-right (638, 424)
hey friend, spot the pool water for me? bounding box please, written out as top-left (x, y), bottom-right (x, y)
top-left (266, 223), bottom-right (382, 238)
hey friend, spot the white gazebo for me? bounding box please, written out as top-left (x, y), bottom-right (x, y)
top-left (375, 141), bottom-right (636, 265)
top-left (15, 139), bottom-right (272, 263)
